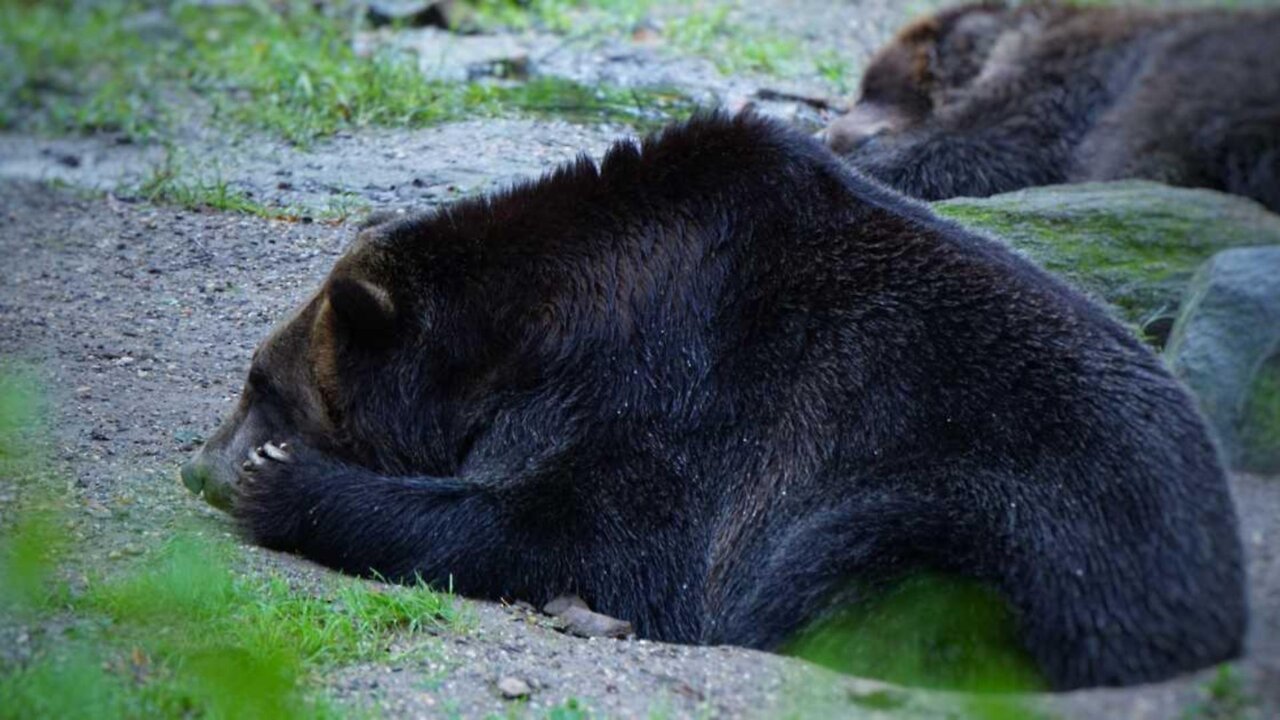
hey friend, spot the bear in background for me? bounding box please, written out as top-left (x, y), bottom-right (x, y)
top-left (825, 2), bottom-right (1280, 211)
top-left (180, 114), bottom-right (1245, 691)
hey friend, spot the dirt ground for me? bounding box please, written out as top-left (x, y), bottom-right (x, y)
top-left (2, 0), bottom-right (1278, 718)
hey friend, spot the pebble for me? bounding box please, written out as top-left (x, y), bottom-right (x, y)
top-left (543, 594), bottom-right (588, 616)
top-left (496, 676), bottom-right (531, 699)
top-left (557, 606), bottom-right (634, 639)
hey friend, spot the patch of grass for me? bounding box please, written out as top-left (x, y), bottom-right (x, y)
top-left (179, 1), bottom-right (475, 144)
top-left (663, 5), bottom-right (799, 75)
top-left (80, 535), bottom-right (465, 668)
top-left (815, 52), bottom-right (856, 96)
top-left (135, 151), bottom-right (369, 223)
top-left (786, 574), bottom-right (1046, 694)
top-left (0, 648), bottom-right (133, 720)
top-left (491, 77), bottom-right (694, 129)
top-left (0, 365), bottom-right (466, 718)
top-left (545, 697), bottom-right (592, 720)
top-left (0, 1), bottom-right (164, 139)
top-left (466, 1), bottom-right (838, 83)
top-left (138, 156), bottom-right (274, 217)
top-left (466, 0), bottom-right (653, 34)
top-left (1182, 665), bottom-right (1256, 720)
top-left (0, 366), bottom-right (62, 618)
top-left (0, 0), bottom-right (694, 149)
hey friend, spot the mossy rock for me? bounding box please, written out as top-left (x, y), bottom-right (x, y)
top-left (1163, 247), bottom-right (1280, 474)
top-left (1241, 354), bottom-right (1280, 473)
top-left (933, 181), bottom-right (1280, 336)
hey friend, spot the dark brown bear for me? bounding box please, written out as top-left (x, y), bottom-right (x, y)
top-left (181, 114), bottom-right (1245, 691)
top-left (825, 2), bottom-right (1280, 211)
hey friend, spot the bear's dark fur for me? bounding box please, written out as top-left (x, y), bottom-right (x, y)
top-left (825, 2), bottom-right (1280, 211)
top-left (182, 114), bottom-right (1245, 691)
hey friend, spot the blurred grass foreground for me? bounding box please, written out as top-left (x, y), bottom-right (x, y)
top-left (0, 366), bottom-right (464, 719)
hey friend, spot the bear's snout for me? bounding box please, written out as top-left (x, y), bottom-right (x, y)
top-left (181, 449), bottom-right (240, 511)
top-left (825, 102), bottom-right (913, 155)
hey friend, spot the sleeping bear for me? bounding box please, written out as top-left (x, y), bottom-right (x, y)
top-left (181, 114), bottom-right (1245, 691)
top-left (824, 2), bottom-right (1280, 212)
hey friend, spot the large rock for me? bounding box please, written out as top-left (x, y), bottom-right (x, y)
top-left (933, 181), bottom-right (1280, 338)
top-left (1165, 247), bottom-right (1280, 474)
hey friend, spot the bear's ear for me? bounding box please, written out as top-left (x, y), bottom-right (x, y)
top-left (325, 276), bottom-right (397, 346)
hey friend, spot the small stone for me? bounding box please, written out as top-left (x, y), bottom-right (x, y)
top-left (496, 676), bottom-right (530, 699)
top-left (543, 594), bottom-right (588, 616)
top-left (558, 606), bottom-right (633, 639)
top-left (467, 55), bottom-right (530, 81)
top-left (366, 0), bottom-right (456, 29)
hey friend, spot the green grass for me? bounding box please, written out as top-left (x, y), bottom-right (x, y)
top-left (0, 1), bottom-right (164, 139)
top-left (134, 151), bottom-right (369, 222)
top-left (1182, 665), bottom-right (1255, 720)
top-left (0, 0), bottom-right (697, 221)
top-left (815, 52), bottom-right (855, 96)
top-left (464, 0), bottom-right (833, 82)
top-left (544, 697), bottom-right (592, 719)
top-left (785, 574), bottom-right (1046, 694)
top-left (468, 0), bottom-right (654, 34)
top-left (0, 0), bottom-right (695, 147)
top-left (78, 537), bottom-right (465, 668)
top-left (781, 574), bottom-right (1056, 720)
top-left (663, 5), bottom-right (800, 76)
top-left (0, 365), bottom-right (467, 719)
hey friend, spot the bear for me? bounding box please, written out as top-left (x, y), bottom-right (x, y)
top-left (823, 2), bottom-right (1280, 212)
top-left (180, 113), bottom-right (1245, 691)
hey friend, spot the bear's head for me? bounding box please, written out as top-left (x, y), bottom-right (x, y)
top-left (825, 2), bottom-right (1017, 154)
top-left (180, 230), bottom-right (411, 510)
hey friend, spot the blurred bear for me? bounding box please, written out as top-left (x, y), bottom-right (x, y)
top-left (826, 2), bottom-right (1280, 211)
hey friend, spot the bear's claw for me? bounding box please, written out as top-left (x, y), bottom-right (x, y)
top-left (243, 442), bottom-right (292, 471)
top-left (262, 441), bottom-right (292, 463)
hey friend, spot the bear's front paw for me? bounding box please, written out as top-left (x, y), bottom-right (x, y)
top-left (243, 441), bottom-right (293, 469)
top-left (238, 441), bottom-right (297, 490)
top-left (232, 441), bottom-right (313, 546)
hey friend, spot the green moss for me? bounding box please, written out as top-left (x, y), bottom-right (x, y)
top-left (935, 184), bottom-right (1280, 326)
top-left (1240, 353), bottom-right (1280, 474)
